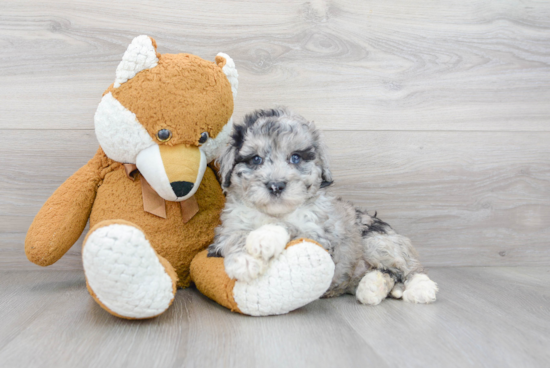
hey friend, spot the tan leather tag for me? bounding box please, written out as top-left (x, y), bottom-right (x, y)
top-left (180, 195), bottom-right (199, 223)
top-left (140, 176), bottom-right (167, 219)
top-left (123, 164), bottom-right (138, 180)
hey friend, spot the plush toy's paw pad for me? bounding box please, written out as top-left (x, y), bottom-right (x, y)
top-left (245, 224), bottom-right (290, 262)
top-left (402, 273), bottom-right (438, 304)
top-left (233, 240), bottom-right (335, 316)
top-left (224, 253), bottom-right (266, 282)
top-left (356, 271), bottom-right (393, 306)
top-left (83, 223), bottom-right (175, 319)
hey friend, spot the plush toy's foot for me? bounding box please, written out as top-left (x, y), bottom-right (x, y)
top-left (82, 220), bottom-right (177, 319)
top-left (191, 238), bottom-right (335, 316)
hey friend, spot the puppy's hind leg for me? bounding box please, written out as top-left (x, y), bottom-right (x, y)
top-left (365, 231), bottom-right (438, 304)
top-left (356, 270), bottom-right (395, 305)
top-left (358, 212), bottom-right (438, 304)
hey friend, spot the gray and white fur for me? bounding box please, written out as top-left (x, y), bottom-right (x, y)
top-left (208, 108), bottom-right (438, 305)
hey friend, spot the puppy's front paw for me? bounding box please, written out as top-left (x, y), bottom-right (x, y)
top-left (224, 253), bottom-right (266, 282)
top-left (245, 224), bottom-right (290, 262)
top-left (356, 270), bottom-right (394, 306)
top-left (403, 273), bottom-right (438, 304)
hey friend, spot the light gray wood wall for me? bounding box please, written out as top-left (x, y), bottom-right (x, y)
top-left (1, 0), bottom-right (549, 270)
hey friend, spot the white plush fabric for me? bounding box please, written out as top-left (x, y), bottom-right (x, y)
top-left (200, 117), bottom-right (234, 163)
top-left (233, 241), bottom-right (335, 316)
top-left (217, 52), bottom-right (238, 98)
top-left (114, 35), bottom-right (158, 88)
top-left (136, 144), bottom-right (207, 202)
top-left (135, 144), bottom-right (177, 201)
top-left (94, 92), bottom-right (155, 164)
top-left (83, 224), bottom-right (174, 319)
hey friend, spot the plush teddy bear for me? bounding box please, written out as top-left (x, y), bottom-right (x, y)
top-left (25, 36), bottom-right (335, 318)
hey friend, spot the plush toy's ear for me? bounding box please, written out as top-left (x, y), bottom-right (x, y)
top-left (114, 35), bottom-right (159, 88)
top-left (215, 53), bottom-right (238, 98)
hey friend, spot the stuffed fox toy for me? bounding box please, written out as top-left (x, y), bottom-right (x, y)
top-left (25, 36), bottom-right (334, 318)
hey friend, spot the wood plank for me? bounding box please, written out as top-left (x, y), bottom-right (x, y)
top-left (1, 0), bottom-right (550, 131)
top-left (0, 268), bottom-right (548, 367)
top-left (330, 266), bottom-right (550, 367)
top-left (2, 130), bottom-right (549, 269)
top-left (1, 233), bottom-right (84, 271)
top-left (0, 271), bottom-right (387, 368)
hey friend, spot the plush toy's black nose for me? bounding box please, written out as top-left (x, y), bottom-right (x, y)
top-left (171, 181), bottom-right (194, 197)
top-left (266, 181), bottom-right (286, 195)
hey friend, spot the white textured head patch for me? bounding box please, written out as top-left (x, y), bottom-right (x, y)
top-left (216, 52), bottom-right (238, 98)
top-left (94, 92), bottom-right (155, 163)
top-left (114, 35), bottom-right (159, 88)
top-left (200, 117), bottom-right (234, 163)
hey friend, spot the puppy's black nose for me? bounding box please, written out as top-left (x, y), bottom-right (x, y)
top-left (266, 181), bottom-right (286, 195)
top-left (171, 181), bottom-right (194, 197)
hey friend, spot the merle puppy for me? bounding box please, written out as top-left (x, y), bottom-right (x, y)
top-left (208, 108), bottom-right (438, 305)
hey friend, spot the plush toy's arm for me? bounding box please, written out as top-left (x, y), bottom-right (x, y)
top-left (25, 149), bottom-right (105, 266)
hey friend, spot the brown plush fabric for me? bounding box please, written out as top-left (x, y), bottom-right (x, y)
top-left (25, 38), bottom-right (239, 318)
top-left (25, 148), bottom-right (112, 266)
top-left (83, 219), bottom-right (178, 320)
top-left (107, 53), bottom-right (234, 145)
top-left (190, 250), bottom-right (242, 314)
top-left (89, 156), bottom-right (224, 288)
top-left (285, 237), bottom-right (325, 250)
top-left (190, 238), bottom-right (326, 314)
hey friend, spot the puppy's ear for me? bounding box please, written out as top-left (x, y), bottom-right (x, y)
top-left (216, 143), bottom-right (237, 189)
top-left (216, 121), bottom-right (249, 189)
top-left (309, 121), bottom-right (333, 188)
top-left (318, 141), bottom-right (334, 188)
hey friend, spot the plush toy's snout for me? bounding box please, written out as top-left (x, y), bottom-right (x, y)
top-left (136, 144), bottom-right (207, 201)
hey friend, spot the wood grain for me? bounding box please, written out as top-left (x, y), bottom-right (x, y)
top-left (1, 2), bottom-right (549, 367)
top-left (1, 1), bottom-right (549, 269)
top-left (1, 0), bottom-right (550, 131)
top-left (0, 268), bottom-right (548, 367)
top-left (2, 129), bottom-right (548, 270)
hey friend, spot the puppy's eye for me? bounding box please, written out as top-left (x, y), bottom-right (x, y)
top-left (290, 154), bottom-right (301, 164)
top-left (199, 132), bottom-right (209, 144)
top-left (249, 155), bottom-right (263, 165)
top-left (157, 129), bottom-right (172, 142)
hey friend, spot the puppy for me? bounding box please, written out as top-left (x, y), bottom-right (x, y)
top-left (208, 108), bottom-right (438, 305)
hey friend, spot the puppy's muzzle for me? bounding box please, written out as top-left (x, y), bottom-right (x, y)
top-left (136, 144), bottom-right (207, 201)
top-left (266, 181), bottom-right (286, 196)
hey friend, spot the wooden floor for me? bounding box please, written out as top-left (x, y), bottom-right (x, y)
top-left (0, 267), bottom-right (548, 368)
top-left (1, 1), bottom-right (549, 367)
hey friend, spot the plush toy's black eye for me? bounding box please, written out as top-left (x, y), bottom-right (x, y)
top-left (199, 132), bottom-right (209, 144)
top-left (157, 129), bottom-right (172, 142)
top-left (250, 155), bottom-right (263, 165)
top-left (290, 154), bottom-right (301, 164)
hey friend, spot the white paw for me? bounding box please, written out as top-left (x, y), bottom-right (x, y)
top-left (224, 252), bottom-right (266, 282)
top-left (245, 224), bottom-right (290, 262)
top-left (390, 282), bottom-right (404, 299)
top-left (403, 273), bottom-right (438, 304)
top-left (356, 270), bottom-right (394, 306)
